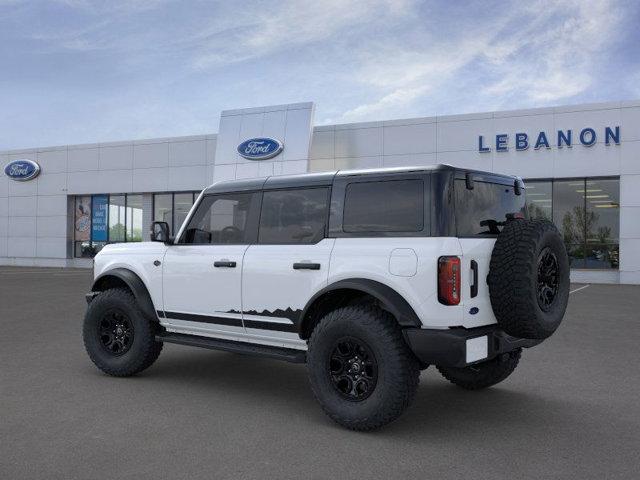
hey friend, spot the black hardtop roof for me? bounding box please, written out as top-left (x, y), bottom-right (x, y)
top-left (202, 164), bottom-right (520, 195)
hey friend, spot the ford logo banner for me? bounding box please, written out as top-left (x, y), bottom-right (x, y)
top-left (237, 137), bottom-right (283, 160)
top-left (4, 159), bottom-right (41, 181)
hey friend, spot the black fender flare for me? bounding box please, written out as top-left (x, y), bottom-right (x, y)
top-left (300, 278), bottom-right (422, 334)
top-left (91, 268), bottom-right (158, 322)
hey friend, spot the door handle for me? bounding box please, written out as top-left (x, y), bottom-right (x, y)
top-left (470, 260), bottom-right (478, 298)
top-left (293, 262), bottom-right (321, 270)
top-left (214, 261), bottom-right (237, 268)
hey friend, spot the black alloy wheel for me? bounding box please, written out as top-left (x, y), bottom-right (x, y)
top-left (329, 337), bottom-right (378, 401)
top-left (83, 288), bottom-right (163, 376)
top-left (98, 310), bottom-right (134, 356)
top-left (307, 304), bottom-right (420, 430)
top-left (537, 247), bottom-right (559, 311)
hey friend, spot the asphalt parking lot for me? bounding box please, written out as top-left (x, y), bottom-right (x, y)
top-left (1, 267), bottom-right (639, 480)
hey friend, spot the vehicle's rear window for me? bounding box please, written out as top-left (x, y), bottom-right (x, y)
top-left (455, 180), bottom-right (526, 236)
top-left (343, 179), bottom-right (424, 233)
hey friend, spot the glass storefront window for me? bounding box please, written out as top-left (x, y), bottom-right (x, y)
top-left (126, 195), bottom-right (143, 242)
top-left (109, 195), bottom-right (126, 242)
top-left (525, 177), bottom-right (620, 270)
top-left (554, 179), bottom-right (589, 268)
top-left (174, 193), bottom-right (195, 234)
top-left (524, 180), bottom-right (552, 221)
top-left (152, 191), bottom-right (198, 235)
top-left (73, 193), bottom-right (147, 257)
top-left (74, 196), bottom-right (92, 257)
top-left (585, 179), bottom-right (619, 269)
top-left (154, 193), bottom-right (173, 232)
top-left (553, 180), bottom-right (586, 247)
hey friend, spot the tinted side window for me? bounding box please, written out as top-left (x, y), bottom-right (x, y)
top-left (181, 193), bottom-right (257, 244)
top-left (259, 188), bottom-right (329, 244)
top-left (343, 180), bottom-right (424, 233)
top-left (455, 180), bottom-right (526, 236)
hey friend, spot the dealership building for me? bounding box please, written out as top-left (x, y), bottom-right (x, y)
top-left (1, 100), bottom-right (639, 284)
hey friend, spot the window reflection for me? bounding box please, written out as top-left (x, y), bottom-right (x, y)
top-left (154, 194), bottom-right (173, 232)
top-left (152, 192), bottom-right (199, 235)
top-left (530, 177), bottom-right (621, 270)
top-left (109, 195), bottom-right (126, 242)
top-left (524, 181), bottom-right (552, 221)
top-left (126, 195), bottom-right (143, 242)
top-left (584, 179), bottom-right (619, 269)
top-left (74, 192), bottom-right (147, 257)
top-left (174, 193), bottom-right (195, 234)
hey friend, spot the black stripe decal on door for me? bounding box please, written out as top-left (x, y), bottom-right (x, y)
top-left (160, 311), bottom-right (296, 333)
top-left (243, 320), bottom-right (297, 332)
top-left (162, 311), bottom-right (243, 327)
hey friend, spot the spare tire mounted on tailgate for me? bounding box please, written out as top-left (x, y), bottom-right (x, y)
top-left (488, 219), bottom-right (570, 340)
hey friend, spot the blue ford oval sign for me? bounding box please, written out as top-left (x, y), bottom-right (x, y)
top-left (237, 137), bottom-right (283, 160)
top-left (4, 159), bottom-right (41, 181)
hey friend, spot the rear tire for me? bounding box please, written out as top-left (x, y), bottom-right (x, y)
top-left (83, 288), bottom-right (163, 376)
top-left (307, 305), bottom-right (420, 431)
top-left (437, 349), bottom-right (521, 390)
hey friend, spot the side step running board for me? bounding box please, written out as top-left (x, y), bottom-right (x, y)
top-left (156, 332), bottom-right (307, 364)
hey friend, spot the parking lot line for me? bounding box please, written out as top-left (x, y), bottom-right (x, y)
top-left (570, 284), bottom-right (590, 294)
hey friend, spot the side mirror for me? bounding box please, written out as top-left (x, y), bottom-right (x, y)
top-left (150, 221), bottom-right (172, 244)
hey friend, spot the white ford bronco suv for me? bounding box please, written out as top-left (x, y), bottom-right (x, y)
top-left (83, 165), bottom-right (569, 430)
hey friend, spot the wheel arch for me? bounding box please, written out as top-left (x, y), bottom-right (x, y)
top-left (299, 278), bottom-right (422, 339)
top-left (92, 268), bottom-right (158, 322)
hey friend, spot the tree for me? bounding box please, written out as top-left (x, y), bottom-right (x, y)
top-left (528, 202), bottom-right (551, 221)
top-left (109, 223), bottom-right (125, 242)
top-left (561, 205), bottom-right (598, 245)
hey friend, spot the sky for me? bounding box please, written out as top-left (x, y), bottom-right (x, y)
top-left (1, 0), bottom-right (639, 150)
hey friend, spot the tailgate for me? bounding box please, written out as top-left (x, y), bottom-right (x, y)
top-left (458, 238), bottom-right (498, 328)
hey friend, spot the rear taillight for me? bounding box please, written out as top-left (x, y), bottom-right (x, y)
top-left (438, 256), bottom-right (461, 305)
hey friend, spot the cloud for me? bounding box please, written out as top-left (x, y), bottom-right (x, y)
top-left (334, 0), bottom-right (626, 122)
top-left (339, 85), bottom-right (429, 121)
top-left (0, 0), bottom-right (635, 149)
top-left (337, 36), bottom-right (492, 121)
top-left (481, 0), bottom-right (622, 104)
top-left (191, 0), bottom-right (415, 69)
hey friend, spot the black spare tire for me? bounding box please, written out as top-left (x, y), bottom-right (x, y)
top-left (488, 219), bottom-right (569, 340)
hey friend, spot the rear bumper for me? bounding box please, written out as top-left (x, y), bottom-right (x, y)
top-left (403, 325), bottom-right (542, 368)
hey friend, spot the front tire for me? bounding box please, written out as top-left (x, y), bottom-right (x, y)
top-left (83, 288), bottom-right (163, 376)
top-left (437, 349), bottom-right (521, 390)
top-left (307, 305), bottom-right (420, 431)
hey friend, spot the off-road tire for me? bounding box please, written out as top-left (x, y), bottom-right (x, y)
top-left (307, 305), bottom-right (420, 431)
top-left (488, 219), bottom-right (569, 339)
top-left (437, 349), bottom-right (521, 390)
top-left (83, 288), bottom-right (163, 376)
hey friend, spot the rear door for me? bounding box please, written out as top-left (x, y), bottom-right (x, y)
top-left (242, 187), bottom-right (333, 350)
top-left (454, 177), bottom-right (526, 327)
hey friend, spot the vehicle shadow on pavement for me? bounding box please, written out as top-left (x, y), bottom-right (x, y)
top-left (114, 346), bottom-right (604, 439)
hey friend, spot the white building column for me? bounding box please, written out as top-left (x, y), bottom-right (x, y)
top-left (619, 173), bottom-right (640, 284)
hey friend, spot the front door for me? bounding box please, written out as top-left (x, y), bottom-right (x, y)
top-left (161, 191), bottom-right (261, 341)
